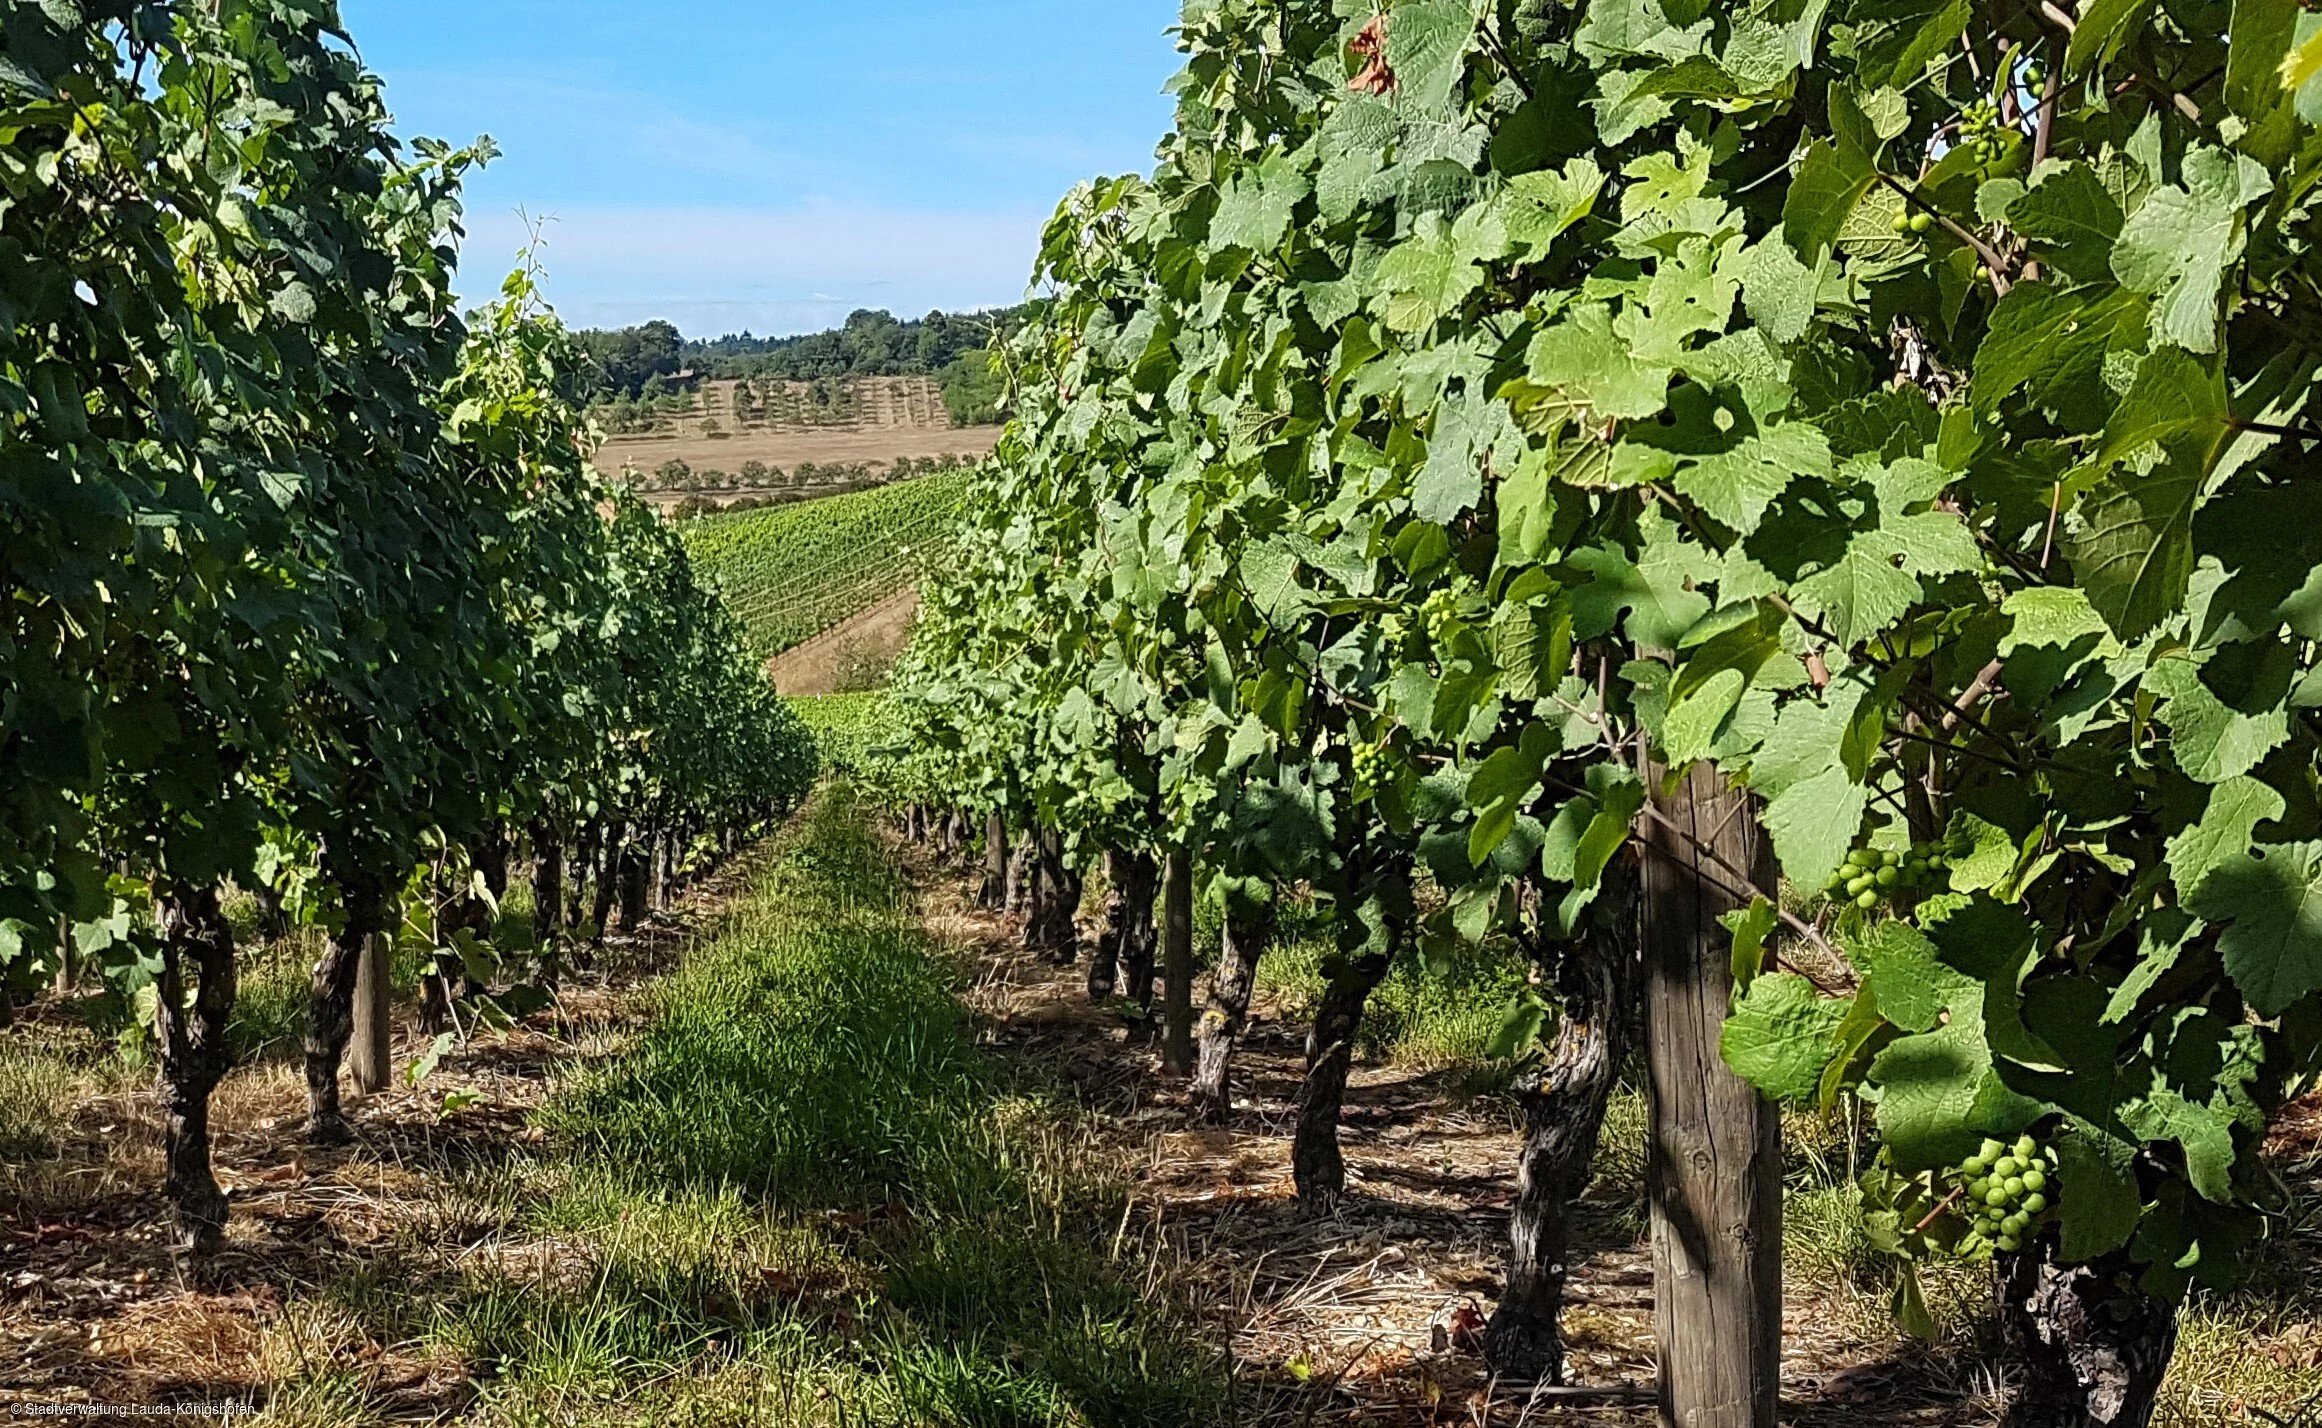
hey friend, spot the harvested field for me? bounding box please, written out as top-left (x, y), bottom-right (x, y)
top-left (591, 376), bottom-right (1002, 486)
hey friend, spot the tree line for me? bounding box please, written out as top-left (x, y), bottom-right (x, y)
top-left (853, 1), bottom-right (2322, 1423)
top-left (0, 0), bottom-right (817, 1256)
top-left (571, 307), bottom-right (1026, 424)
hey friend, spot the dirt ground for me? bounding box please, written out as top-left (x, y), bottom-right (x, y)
top-left (592, 377), bottom-right (1001, 482)
top-left (0, 855), bottom-right (771, 1419)
top-left (910, 856), bottom-right (2009, 1428)
top-left (763, 586), bottom-right (922, 697)
top-left (597, 425), bottom-right (1002, 483)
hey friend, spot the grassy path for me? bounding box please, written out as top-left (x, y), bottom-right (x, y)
top-left (0, 791), bottom-right (1222, 1427)
top-left (487, 785), bottom-right (1223, 1425)
top-left (6, 789), bottom-right (2318, 1424)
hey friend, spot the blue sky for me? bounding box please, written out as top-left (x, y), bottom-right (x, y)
top-left (339, 1), bottom-right (1184, 338)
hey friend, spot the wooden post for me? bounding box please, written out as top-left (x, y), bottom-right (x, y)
top-left (1161, 850), bottom-right (1195, 1076)
top-left (349, 932), bottom-right (393, 1095)
top-left (978, 814), bottom-right (1008, 910)
top-left (1640, 761), bottom-right (1782, 1428)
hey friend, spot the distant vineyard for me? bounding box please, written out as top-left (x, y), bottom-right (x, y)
top-left (686, 471), bottom-right (972, 657)
top-left (784, 694), bottom-right (886, 778)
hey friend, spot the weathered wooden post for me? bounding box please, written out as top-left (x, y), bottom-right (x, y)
top-left (1640, 761), bottom-right (1782, 1428)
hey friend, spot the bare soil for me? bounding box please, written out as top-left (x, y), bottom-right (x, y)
top-left (0, 863), bottom-right (758, 1418)
top-left (763, 586), bottom-right (922, 697)
top-left (909, 851), bottom-right (2006, 1428)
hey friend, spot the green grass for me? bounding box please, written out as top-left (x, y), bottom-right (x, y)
top-left (398, 785), bottom-right (1226, 1426)
top-left (1252, 930), bottom-right (1529, 1085)
top-left (0, 1041), bottom-right (82, 1161)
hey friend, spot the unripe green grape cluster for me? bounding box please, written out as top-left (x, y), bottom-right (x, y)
top-left (1951, 1135), bottom-right (2058, 1257)
top-left (1959, 99), bottom-right (2007, 162)
top-left (1349, 739), bottom-right (1390, 787)
top-left (1421, 588), bottom-right (1462, 646)
top-left (1822, 841), bottom-right (1948, 910)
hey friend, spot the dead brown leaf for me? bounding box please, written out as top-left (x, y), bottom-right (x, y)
top-left (1350, 13), bottom-right (1396, 96)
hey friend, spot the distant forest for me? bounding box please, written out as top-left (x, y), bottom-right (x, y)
top-left (571, 307), bottom-right (1025, 426)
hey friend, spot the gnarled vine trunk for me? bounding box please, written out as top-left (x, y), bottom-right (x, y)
top-left (1088, 849), bottom-right (1158, 1005)
top-left (306, 867), bottom-right (388, 1145)
top-left (531, 823), bottom-right (564, 950)
top-left (1999, 1241), bottom-right (2179, 1428)
top-left (1162, 850), bottom-right (1196, 1074)
top-left (1026, 829), bottom-right (1081, 963)
top-left (618, 833), bottom-right (648, 931)
top-left (570, 821), bottom-right (601, 931)
top-left (1004, 835), bottom-right (1035, 914)
top-left (156, 885), bottom-right (238, 1256)
top-left (1194, 902), bottom-right (1271, 1118)
top-left (1483, 862), bottom-right (1638, 1382)
top-left (1292, 950), bottom-right (1392, 1209)
top-left (589, 823), bottom-right (624, 940)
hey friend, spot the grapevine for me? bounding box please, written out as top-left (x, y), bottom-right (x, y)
top-left (858, 0), bottom-right (2322, 1414)
top-left (0, 0), bottom-right (814, 1252)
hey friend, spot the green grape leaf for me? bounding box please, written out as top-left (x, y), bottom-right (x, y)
top-left (1506, 303), bottom-right (1674, 426)
top-left (1663, 666), bottom-right (1746, 766)
top-left (1721, 973), bottom-right (1850, 1104)
top-left (2145, 655), bottom-right (2292, 785)
top-left (1565, 542), bottom-right (1711, 649)
top-left (2225, 0), bottom-right (2302, 124)
top-left (1376, 212), bottom-right (1485, 331)
top-left (2057, 1121), bottom-right (2147, 1259)
top-left (1210, 156), bottom-right (1310, 253)
top-left (1573, 767), bottom-right (1647, 893)
top-left (1792, 529), bottom-right (1922, 646)
top-left (1739, 236), bottom-right (1819, 344)
top-left (1416, 387), bottom-right (1521, 524)
top-left (2009, 165), bottom-right (2126, 284)
top-left (1782, 138), bottom-right (1877, 262)
top-left (1848, 919), bottom-right (1978, 1035)
top-left (1945, 813), bottom-right (2019, 895)
top-left (2065, 0), bottom-right (2155, 76)
top-left (2120, 1086), bottom-right (2238, 1202)
top-left (1386, 0), bottom-right (1477, 113)
top-left (2166, 776), bottom-right (2287, 900)
top-left (1746, 684), bottom-right (1863, 800)
top-left (2067, 353), bottom-right (2228, 642)
top-left (2000, 586), bottom-right (2112, 653)
top-left (1868, 988), bottom-right (2006, 1171)
top-left (2110, 146), bottom-right (2273, 353)
top-left (2189, 841), bottom-right (2322, 1016)
top-left (1674, 423), bottom-right (1832, 535)
top-left (1971, 282), bottom-right (2145, 427)
top-left (1723, 895), bottom-right (1780, 991)
top-left (1488, 991), bottom-right (1553, 1060)
top-left (1763, 765), bottom-right (1868, 892)
top-left (1493, 595), bottom-right (1574, 703)
top-left (1503, 159), bottom-right (1606, 258)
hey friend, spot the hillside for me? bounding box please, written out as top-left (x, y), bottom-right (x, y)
top-left (683, 469), bottom-right (970, 660)
top-left (592, 374), bottom-right (1001, 507)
